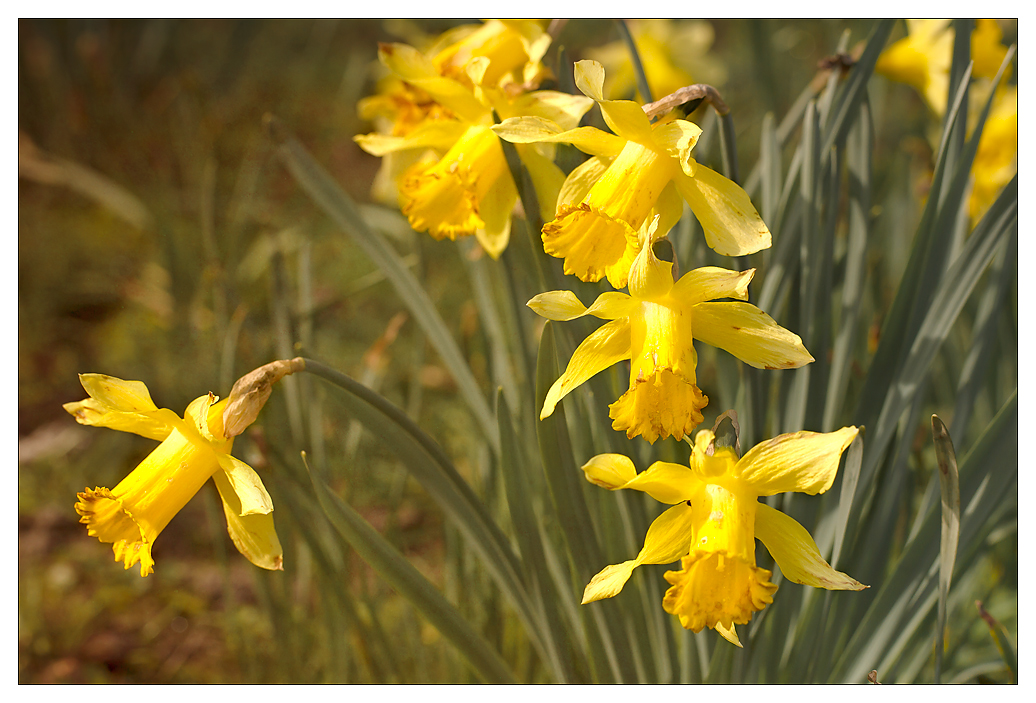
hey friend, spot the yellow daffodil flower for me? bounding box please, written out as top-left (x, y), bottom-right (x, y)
top-left (876, 20), bottom-right (1015, 220)
top-left (970, 85), bottom-right (1016, 220)
top-left (580, 424), bottom-right (865, 646)
top-left (586, 20), bottom-right (727, 101)
top-left (876, 19), bottom-right (1009, 118)
top-left (493, 59), bottom-right (771, 288)
top-left (66, 374), bottom-right (283, 577)
top-left (427, 19), bottom-right (552, 93)
top-left (356, 43), bottom-right (592, 259)
top-left (529, 218), bottom-right (812, 443)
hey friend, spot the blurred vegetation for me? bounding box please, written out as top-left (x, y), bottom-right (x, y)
top-left (18, 19), bottom-right (1015, 683)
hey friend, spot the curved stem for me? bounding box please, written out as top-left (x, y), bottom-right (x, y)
top-left (617, 19), bottom-right (654, 104)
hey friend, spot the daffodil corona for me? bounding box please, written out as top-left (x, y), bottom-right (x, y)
top-left (580, 423), bottom-right (866, 646)
top-left (493, 60), bottom-right (771, 288)
top-left (66, 373), bottom-right (284, 577)
top-left (530, 219), bottom-right (812, 443)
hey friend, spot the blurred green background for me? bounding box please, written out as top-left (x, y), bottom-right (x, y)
top-left (18, 19), bottom-right (1015, 683)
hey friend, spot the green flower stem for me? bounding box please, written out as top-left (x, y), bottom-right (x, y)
top-left (617, 20), bottom-right (654, 104)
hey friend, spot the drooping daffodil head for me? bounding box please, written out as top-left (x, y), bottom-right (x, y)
top-left (493, 59), bottom-right (771, 288)
top-left (876, 19), bottom-right (1010, 119)
top-left (66, 367), bottom-right (296, 577)
top-left (579, 421), bottom-right (866, 646)
top-left (528, 219), bottom-right (812, 443)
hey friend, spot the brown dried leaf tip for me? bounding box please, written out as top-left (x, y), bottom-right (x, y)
top-left (222, 357), bottom-right (306, 438)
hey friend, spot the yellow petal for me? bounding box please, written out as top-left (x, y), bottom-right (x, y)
top-left (581, 453), bottom-right (637, 490)
top-left (598, 98), bottom-right (654, 143)
top-left (636, 502), bottom-right (696, 564)
top-left (649, 180), bottom-right (686, 241)
top-left (652, 120), bottom-right (702, 177)
top-left (582, 502), bottom-right (695, 603)
top-left (529, 290), bottom-right (634, 322)
top-left (491, 115), bottom-right (563, 143)
top-left (585, 291), bottom-right (636, 320)
top-left (573, 59), bottom-right (606, 101)
top-left (714, 622), bottom-right (742, 648)
top-left (571, 58), bottom-right (653, 142)
top-left (627, 218), bottom-right (675, 300)
top-left (690, 301), bottom-right (814, 370)
top-left (212, 468), bottom-right (284, 571)
top-left (972, 19), bottom-right (1009, 81)
top-left (616, 460), bottom-right (701, 504)
top-left (673, 164), bottom-right (772, 256)
top-left (378, 43), bottom-right (486, 122)
top-left (541, 318), bottom-right (631, 419)
top-left (473, 165), bottom-right (517, 259)
top-left (755, 502), bottom-right (866, 591)
top-left (354, 121), bottom-right (467, 157)
top-left (737, 426), bottom-right (859, 497)
top-left (528, 290), bottom-right (588, 321)
top-left (65, 374), bottom-right (176, 441)
top-left (63, 398), bottom-right (175, 442)
top-left (670, 267), bottom-right (754, 306)
top-left (493, 118), bottom-right (625, 158)
top-left (875, 35), bottom-right (931, 93)
top-left (215, 453), bottom-right (274, 516)
top-left (582, 560), bottom-right (636, 604)
top-left (557, 157), bottom-right (610, 211)
top-left (502, 90), bottom-right (594, 130)
top-left (79, 374), bottom-right (158, 412)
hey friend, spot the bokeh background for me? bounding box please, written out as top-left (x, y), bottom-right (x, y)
top-left (18, 19), bottom-right (1016, 683)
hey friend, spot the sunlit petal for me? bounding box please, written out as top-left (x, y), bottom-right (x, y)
top-left (213, 468), bottom-right (284, 571)
top-left (737, 427), bottom-right (859, 496)
top-left (755, 503), bottom-right (866, 590)
top-left (673, 164), bottom-right (771, 256)
top-left (582, 503), bottom-right (695, 603)
top-left (690, 302), bottom-right (814, 370)
top-left (670, 267), bottom-right (754, 306)
top-left (541, 318), bottom-right (632, 419)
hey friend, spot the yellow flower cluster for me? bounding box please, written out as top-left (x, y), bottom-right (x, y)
top-left (69, 21), bottom-right (868, 648)
top-left (355, 21), bottom-right (592, 258)
top-left (347, 20), bottom-right (865, 644)
top-left (876, 19), bottom-right (1016, 220)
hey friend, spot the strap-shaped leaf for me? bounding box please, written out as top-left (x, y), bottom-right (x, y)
top-left (267, 117), bottom-right (497, 452)
top-left (304, 455), bottom-right (516, 683)
top-left (301, 359), bottom-right (543, 656)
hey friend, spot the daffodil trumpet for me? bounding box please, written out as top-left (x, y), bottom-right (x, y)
top-left (66, 367), bottom-right (294, 577)
top-left (529, 217), bottom-right (812, 443)
top-left (493, 59), bottom-right (771, 288)
top-left (580, 420), bottom-right (866, 647)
